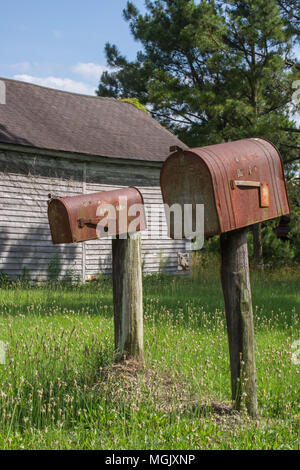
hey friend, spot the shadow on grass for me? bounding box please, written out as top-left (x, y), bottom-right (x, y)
top-left (0, 280), bottom-right (114, 318)
top-left (1, 271), bottom-right (299, 329)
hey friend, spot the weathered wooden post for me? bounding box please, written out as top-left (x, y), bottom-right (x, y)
top-left (112, 233), bottom-right (144, 362)
top-left (160, 138), bottom-right (290, 417)
top-left (220, 228), bottom-right (257, 416)
top-left (47, 186), bottom-right (146, 364)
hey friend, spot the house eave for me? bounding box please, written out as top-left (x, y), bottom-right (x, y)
top-left (0, 142), bottom-right (164, 168)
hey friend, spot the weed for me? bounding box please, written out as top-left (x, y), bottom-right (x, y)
top-left (0, 269), bottom-right (299, 450)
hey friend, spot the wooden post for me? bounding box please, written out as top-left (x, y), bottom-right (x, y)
top-left (220, 228), bottom-right (257, 417)
top-left (112, 233), bottom-right (144, 363)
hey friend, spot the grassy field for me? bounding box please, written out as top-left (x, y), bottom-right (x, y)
top-left (0, 267), bottom-right (299, 450)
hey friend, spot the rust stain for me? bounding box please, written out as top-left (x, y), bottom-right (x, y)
top-left (48, 187), bottom-right (146, 244)
top-left (160, 138), bottom-right (290, 238)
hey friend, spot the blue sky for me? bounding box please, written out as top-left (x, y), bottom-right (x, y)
top-left (1, 0), bottom-right (299, 126)
top-left (1, 0), bottom-right (146, 95)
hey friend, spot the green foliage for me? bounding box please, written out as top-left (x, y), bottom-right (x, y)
top-left (276, 0), bottom-right (300, 37)
top-left (17, 267), bottom-right (31, 287)
top-left (97, 0), bottom-right (299, 172)
top-left (287, 178), bottom-right (300, 262)
top-left (141, 251), bottom-right (148, 274)
top-left (97, 0), bottom-right (300, 267)
top-left (96, 271), bottom-right (104, 283)
top-left (190, 248), bottom-right (220, 281)
top-left (46, 253), bottom-right (80, 285)
top-left (62, 267), bottom-right (80, 285)
top-left (0, 274), bottom-right (299, 449)
top-left (0, 270), bottom-right (11, 288)
top-left (157, 249), bottom-right (169, 272)
top-left (191, 174), bottom-right (300, 267)
top-left (117, 97), bottom-right (148, 113)
top-left (47, 253), bottom-right (61, 281)
top-left (261, 225), bottom-right (295, 265)
top-left (194, 217), bottom-right (300, 268)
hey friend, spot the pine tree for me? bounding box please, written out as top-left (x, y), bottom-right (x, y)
top-left (97, 0), bottom-right (300, 264)
top-left (98, 0), bottom-right (299, 160)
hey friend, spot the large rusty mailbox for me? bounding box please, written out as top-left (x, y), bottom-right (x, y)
top-left (160, 138), bottom-right (290, 238)
top-left (48, 186), bottom-right (146, 244)
top-left (160, 137), bottom-right (290, 417)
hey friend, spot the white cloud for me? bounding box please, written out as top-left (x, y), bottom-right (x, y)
top-left (52, 30), bottom-right (63, 39)
top-left (6, 61), bottom-right (113, 95)
top-left (13, 74), bottom-right (96, 95)
top-left (9, 61), bottom-right (33, 73)
top-left (72, 62), bottom-right (110, 81)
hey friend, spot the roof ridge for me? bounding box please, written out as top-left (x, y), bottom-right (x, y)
top-left (0, 76), bottom-right (117, 101)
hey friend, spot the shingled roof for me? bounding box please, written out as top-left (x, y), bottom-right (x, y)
top-left (0, 78), bottom-right (187, 162)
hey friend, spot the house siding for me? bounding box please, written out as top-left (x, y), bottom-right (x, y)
top-left (0, 148), bottom-right (187, 281)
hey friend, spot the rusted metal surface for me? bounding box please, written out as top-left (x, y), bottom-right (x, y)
top-left (160, 138), bottom-right (290, 238)
top-left (230, 180), bottom-right (270, 208)
top-left (48, 187), bottom-right (146, 244)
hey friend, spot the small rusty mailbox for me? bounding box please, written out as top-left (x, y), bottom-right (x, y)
top-left (160, 138), bottom-right (290, 237)
top-left (48, 186), bottom-right (146, 244)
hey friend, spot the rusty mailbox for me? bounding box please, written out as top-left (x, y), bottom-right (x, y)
top-left (160, 138), bottom-right (290, 238)
top-left (48, 186), bottom-right (146, 244)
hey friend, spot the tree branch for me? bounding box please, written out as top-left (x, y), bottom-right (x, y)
top-left (280, 127), bottom-right (300, 133)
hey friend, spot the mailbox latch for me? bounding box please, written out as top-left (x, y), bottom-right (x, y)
top-left (78, 217), bottom-right (103, 228)
top-left (230, 180), bottom-right (269, 208)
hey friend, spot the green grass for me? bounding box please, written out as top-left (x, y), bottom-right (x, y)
top-left (0, 268), bottom-right (299, 450)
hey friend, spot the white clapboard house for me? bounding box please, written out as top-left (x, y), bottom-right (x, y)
top-left (0, 78), bottom-right (189, 281)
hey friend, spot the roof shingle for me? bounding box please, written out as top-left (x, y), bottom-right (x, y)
top-left (0, 78), bottom-right (187, 162)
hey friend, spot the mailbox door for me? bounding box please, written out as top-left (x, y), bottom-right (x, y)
top-left (187, 138), bottom-right (290, 233)
top-left (160, 151), bottom-right (220, 238)
top-left (48, 198), bottom-right (73, 244)
top-left (161, 138), bottom-right (290, 238)
top-left (228, 138), bottom-right (289, 229)
top-left (48, 187), bottom-right (146, 244)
